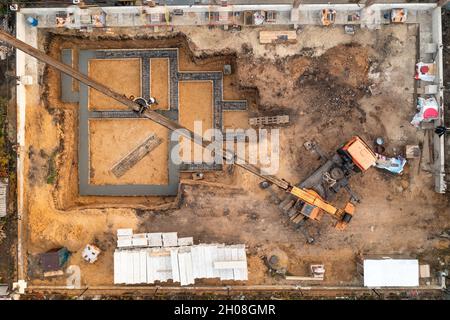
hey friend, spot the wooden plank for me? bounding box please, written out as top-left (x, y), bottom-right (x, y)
top-left (290, 213), bottom-right (304, 224)
top-left (43, 270), bottom-right (64, 278)
top-left (249, 115), bottom-right (289, 126)
top-left (111, 133), bottom-right (162, 178)
top-left (285, 276), bottom-right (324, 281)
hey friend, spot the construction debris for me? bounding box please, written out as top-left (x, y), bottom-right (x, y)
top-left (259, 31), bottom-right (297, 44)
top-left (415, 62), bottom-right (436, 82)
top-left (390, 8), bottom-right (408, 24)
top-left (0, 46), bottom-right (9, 60)
top-left (375, 154), bottom-right (407, 174)
top-left (111, 133), bottom-right (163, 178)
top-left (192, 172), bottom-right (204, 180)
top-left (43, 270), bottom-right (64, 278)
top-left (321, 9), bottom-right (336, 26)
top-left (419, 264), bottom-right (431, 278)
top-left (266, 249), bottom-right (289, 275)
top-left (82, 244), bottom-right (101, 263)
top-left (405, 145), bottom-right (421, 159)
top-left (285, 264), bottom-right (325, 281)
top-left (344, 25), bottom-right (355, 35)
top-left (223, 64), bottom-right (232, 75)
top-left (0, 284), bottom-right (8, 296)
top-left (311, 264), bottom-right (325, 279)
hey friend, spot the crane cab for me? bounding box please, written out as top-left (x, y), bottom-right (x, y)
top-left (338, 136), bottom-right (377, 172)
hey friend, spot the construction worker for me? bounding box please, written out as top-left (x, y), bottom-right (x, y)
top-left (131, 97), bottom-right (148, 115)
top-left (435, 125), bottom-right (449, 137)
top-left (132, 96), bottom-right (158, 115)
top-left (148, 96), bottom-right (159, 108)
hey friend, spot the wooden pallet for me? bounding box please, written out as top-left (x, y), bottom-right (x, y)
top-left (111, 133), bottom-right (163, 178)
top-left (249, 115), bottom-right (289, 126)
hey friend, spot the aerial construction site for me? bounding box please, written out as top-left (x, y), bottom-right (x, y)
top-left (0, 0), bottom-right (449, 300)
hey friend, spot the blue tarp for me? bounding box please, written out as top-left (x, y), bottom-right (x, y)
top-left (375, 154), bottom-right (407, 174)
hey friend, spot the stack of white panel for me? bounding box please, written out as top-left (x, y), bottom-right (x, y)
top-left (162, 232), bottom-right (178, 247)
top-left (114, 230), bottom-right (248, 285)
top-left (147, 233), bottom-right (163, 247)
top-left (132, 233), bottom-right (148, 247)
top-left (177, 237), bottom-right (194, 246)
top-left (117, 230), bottom-right (181, 249)
top-left (117, 228), bottom-right (133, 248)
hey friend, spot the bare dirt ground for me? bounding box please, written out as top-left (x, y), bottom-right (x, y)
top-left (150, 58), bottom-right (169, 110)
top-left (21, 25), bottom-right (450, 289)
top-left (89, 58), bottom-right (141, 110)
top-left (223, 111), bottom-right (249, 130)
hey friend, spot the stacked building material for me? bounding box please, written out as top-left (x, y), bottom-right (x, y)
top-left (111, 133), bottom-right (162, 178)
top-left (114, 229), bottom-right (248, 286)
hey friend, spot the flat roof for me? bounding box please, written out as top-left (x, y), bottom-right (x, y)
top-left (364, 259), bottom-right (419, 287)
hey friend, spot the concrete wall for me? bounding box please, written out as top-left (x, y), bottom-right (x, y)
top-left (432, 6), bottom-right (447, 193)
top-left (15, 10), bottom-right (43, 279)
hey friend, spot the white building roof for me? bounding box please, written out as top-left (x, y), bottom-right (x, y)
top-left (363, 259), bottom-right (419, 287)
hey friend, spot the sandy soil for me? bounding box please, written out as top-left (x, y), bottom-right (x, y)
top-left (178, 81), bottom-right (213, 134)
top-left (150, 58), bottom-right (170, 110)
top-left (89, 119), bottom-right (169, 185)
top-left (223, 111), bottom-right (250, 130)
top-left (21, 25), bottom-right (450, 289)
top-left (178, 81), bottom-right (214, 163)
top-left (88, 59), bottom-right (141, 110)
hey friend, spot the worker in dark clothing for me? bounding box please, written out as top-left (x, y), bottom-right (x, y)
top-left (435, 125), bottom-right (449, 137)
top-left (132, 96), bottom-right (158, 115)
top-left (133, 97), bottom-right (149, 115)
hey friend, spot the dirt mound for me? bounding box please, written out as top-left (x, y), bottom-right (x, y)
top-left (298, 44), bottom-right (369, 123)
top-left (321, 43), bottom-right (369, 87)
top-left (237, 43), bottom-right (370, 118)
